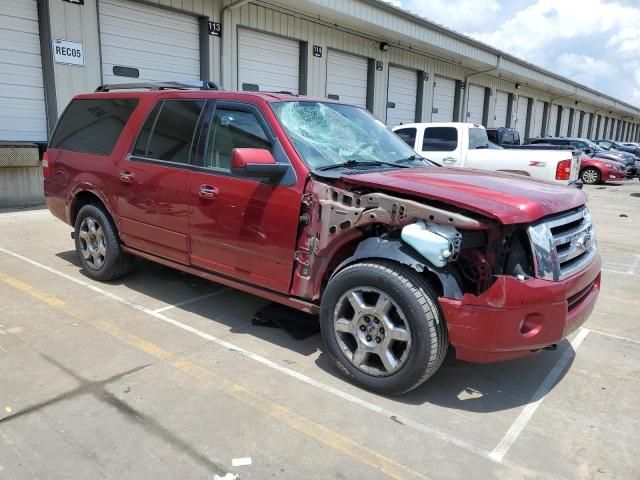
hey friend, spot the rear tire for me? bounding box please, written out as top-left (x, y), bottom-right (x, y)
top-left (580, 167), bottom-right (601, 184)
top-left (320, 261), bottom-right (448, 395)
top-left (74, 203), bottom-right (135, 281)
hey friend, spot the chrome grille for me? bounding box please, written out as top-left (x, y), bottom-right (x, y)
top-left (528, 207), bottom-right (597, 281)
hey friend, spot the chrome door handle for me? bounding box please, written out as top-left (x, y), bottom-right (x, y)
top-left (442, 157), bottom-right (457, 165)
top-left (119, 170), bottom-right (134, 183)
top-left (199, 185), bottom-right (218, 200)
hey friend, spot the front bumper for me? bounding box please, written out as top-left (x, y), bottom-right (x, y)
top-left (604, 167), bottom-right (625, 181)
top-left (439, 253), bottom-right (601, 363)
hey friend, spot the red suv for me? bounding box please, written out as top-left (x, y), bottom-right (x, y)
top-left (44, 82), bottom-right (601, 394)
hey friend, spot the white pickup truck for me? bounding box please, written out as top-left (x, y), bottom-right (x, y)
top-left (392, 122), bottom-right (580, 184)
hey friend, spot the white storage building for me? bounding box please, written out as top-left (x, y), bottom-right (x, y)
top-left (2, 0), bottom-right (640, 145)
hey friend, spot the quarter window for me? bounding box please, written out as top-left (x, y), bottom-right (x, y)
top-left (394, 128), bottom-right (417, 148)
top-left (203, 108), bottom-right (271, 172)
top-left (133, 100), bottom-right (204, 164)
top-left (422, 127), bottom-right (458, 152)
top-left (50, 99), bottom-right (139, 155)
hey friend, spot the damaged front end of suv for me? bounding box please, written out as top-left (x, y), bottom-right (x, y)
top-left (272, 99), bottom-right (600, 394)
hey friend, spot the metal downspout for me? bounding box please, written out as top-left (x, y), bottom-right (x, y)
top-left (220, 0), bottom-right (252, 89)
top-left (460, 55), bottom-right (502, 122)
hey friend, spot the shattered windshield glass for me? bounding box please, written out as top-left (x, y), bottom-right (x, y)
top-left (270, 101), bottom-right (428, 170)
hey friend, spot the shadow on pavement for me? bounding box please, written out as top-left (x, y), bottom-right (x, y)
top-left (55, 249), bottom-right (577, 413)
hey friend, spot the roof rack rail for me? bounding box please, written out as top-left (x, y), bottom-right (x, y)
top-left (95, 80), bottom-right (222, 92)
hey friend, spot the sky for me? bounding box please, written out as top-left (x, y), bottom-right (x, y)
top-left (380, 0), bottom-right (640, 107)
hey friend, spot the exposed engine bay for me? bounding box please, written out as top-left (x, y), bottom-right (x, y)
top-left (290, 178), bottom-right (536, 301)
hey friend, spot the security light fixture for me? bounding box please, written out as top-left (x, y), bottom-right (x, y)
top-left (379, 42), bottom-right (390, 52)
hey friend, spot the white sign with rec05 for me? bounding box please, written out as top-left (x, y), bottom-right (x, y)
top-left (53, 39), bottom-right (84, 66)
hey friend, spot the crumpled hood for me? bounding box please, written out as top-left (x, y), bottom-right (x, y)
top-left (341, 167), bottom-right (586, 224)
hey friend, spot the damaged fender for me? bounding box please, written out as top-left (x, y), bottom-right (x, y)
top-left (331, 236), bottom-right (464, 300)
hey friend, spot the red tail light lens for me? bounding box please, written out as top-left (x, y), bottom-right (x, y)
top-left (555, 159), bottom-right (571, 180)
top-left (42, 151), bottom-right (51, 179)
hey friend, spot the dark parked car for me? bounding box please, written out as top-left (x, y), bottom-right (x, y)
top-left (528, 137), bottom-right (636, 176)
top-left (595, 140), bottom-right (640, 158)
top-left (43, 81), bottom-right (601, 394)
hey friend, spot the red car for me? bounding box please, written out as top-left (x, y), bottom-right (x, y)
top-left (579, 155), bottom-right (626, 184)
top-left (43, 82), bottom-right (601, 394)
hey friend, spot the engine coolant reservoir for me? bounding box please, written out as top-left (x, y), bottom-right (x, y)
top-left (401, 221), bottom-right (454, 268)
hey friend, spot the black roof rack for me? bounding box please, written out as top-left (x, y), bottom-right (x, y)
top-left (95, 80), bottom-right (222, 92)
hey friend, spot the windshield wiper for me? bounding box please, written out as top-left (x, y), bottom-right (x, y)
top-left (316, 159), bottom-right (409, 171)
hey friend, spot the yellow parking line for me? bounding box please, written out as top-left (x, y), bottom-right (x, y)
top-left (0, 272), bottom-right (429, 480)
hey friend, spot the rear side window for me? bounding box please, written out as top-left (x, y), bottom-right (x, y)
top-left (394, 128), bottom-right (417, 148)
top-left (133, 100), bottom-right (204, 165)
top-left (469, 128), bottom-right (489, 149)
top-left (422, 127), bottom-right (458, 151)
top-left (49, 99), bottom-right (138, 155)
top-left (203, 108), bottom-right (271, 172)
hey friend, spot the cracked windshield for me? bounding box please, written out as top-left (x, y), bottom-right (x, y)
top-left (272, 101), bottom-right (428, 170)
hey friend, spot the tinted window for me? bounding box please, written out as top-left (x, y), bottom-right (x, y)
top-left (469, 128), bottom-right (489, 149)
top-left (132, 103), bottom-right (162, 157)
top-left (422, 127), bottom-right (458, 151)
top-left (50, 99), bottom-right (138, 155)
top-left (204, 108), bottom-right (271, 171)
top-left (570, 141), bottom-right (587, 150)
top-left (133, 100), bottom-right (204, 164)
top-left (394, 128), bottom-right (417, 147)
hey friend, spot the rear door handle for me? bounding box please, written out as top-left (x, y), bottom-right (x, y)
top-left (199, 185), bottom-right (218, 200)
top-left (119, 170), bottom-right (134, 183)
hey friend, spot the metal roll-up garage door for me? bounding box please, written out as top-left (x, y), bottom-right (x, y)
top-left (432, 76), bottom-right (456, 122)
top-left (532, 101), bottom-right (544, 138)
top-left (548, 105), bottom-right (558, 136)
top-left (515, 95), bottom-right (529, 139)
top-left (386, 66), bottom-right (417, 127)
top-left (559, 108), bottom-right (570, 136)
top-left (583, 113), bottom-right (591, 137)
top-left (572, 110), bottom-right (581, 137)
top-left (238, 29), bottom-right (300, 94)
top-left (466, 84), bottom-right (484, 124)
top-left (0, 0), bottom-right (47, 141)
top-left (326, 51), bottom-right (368, 109)
top-left (494, 91), bottom-right (508, 127)
top-left (99, 0), bottom-right (200, 84)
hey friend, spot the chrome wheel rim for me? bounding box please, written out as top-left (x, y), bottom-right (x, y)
top-left (582, 169), bottom-right (598, 184)
top-left (79, 216), bottom-right (106, 270)
top-left (333, 287), bottom-right (412, 377)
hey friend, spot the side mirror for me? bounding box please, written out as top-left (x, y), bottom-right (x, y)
top-left (231, 148), bottom-right (290, 181)
top-left (583, 148), bottom-right (593, 155)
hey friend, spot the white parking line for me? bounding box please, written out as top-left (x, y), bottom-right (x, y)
top-left (588, 328), bottom-right (640, 345)
top-left (0, 246), bottom-right (495, 463)
top-left (627, 255), bottom-right (640, 275)
top-left (0, 209), bottom-right (48, 218)
top-left (488, 327), bottom-right (590, 463)
top-left (152, 289), bottom-right (230, 313)
top-left (602, 268), bottom-right (640, 277)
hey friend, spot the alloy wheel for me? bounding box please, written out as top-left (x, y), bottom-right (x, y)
top-left (79, 216), bottom-right (107, 270)
top-left (333, 287), bottom-right (412, 377)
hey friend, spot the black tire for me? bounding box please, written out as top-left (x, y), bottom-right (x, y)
top-left (580, 167), bottom-right (601, 184)
top-left (74, 203), bottom-right (135, 281)
top-left (320, 261), bottom-right (448, 395)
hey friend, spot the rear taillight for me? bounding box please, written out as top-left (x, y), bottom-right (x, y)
top-left (555, 159), bottom-right (572, 180)
top-left (42, 151), bottom-right (51, 179)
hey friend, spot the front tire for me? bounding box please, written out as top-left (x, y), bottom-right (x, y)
top-left (74, 204), bottom-right (135, 281)
top-left (320, 261), bottom-right (448, 395)
top-left (580, 167), bottom-right (601, 184)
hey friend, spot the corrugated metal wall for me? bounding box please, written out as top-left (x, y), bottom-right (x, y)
top-left (33, 0), bottom-right (640, 138)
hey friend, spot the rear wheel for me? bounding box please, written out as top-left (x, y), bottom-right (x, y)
top-left (320, 261), bottom-right (448, 395)
top-left (580, 167), bottom-right (601, 184)
top-left (74, 204), bottom-right (135, 281)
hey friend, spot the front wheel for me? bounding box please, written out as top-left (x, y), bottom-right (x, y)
top-left (320, 261), bottom-right (448, 395)
top-left (74, 203), bottom-right (135, 281)
top-left (580, 167), bottom-right (601, 184)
